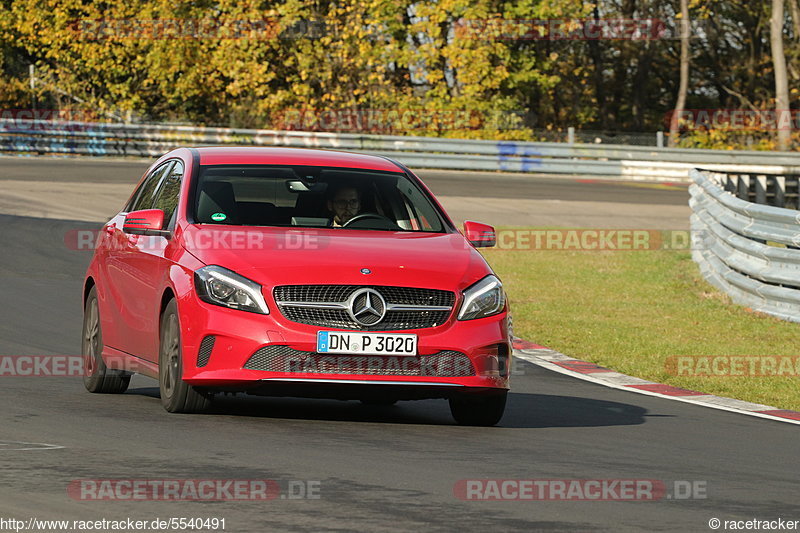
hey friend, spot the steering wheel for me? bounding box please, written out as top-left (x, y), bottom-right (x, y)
top-left (342, 213), bottom-right (399, 229)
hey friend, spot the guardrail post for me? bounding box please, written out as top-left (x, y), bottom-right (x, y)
top-left (755, 175), bottom-right (767, 205)
top-left (723, 174), bottom-right (736, 193)
top-left (737, 174), bottom-right (750, 201)
top-left (567, 127), bottom-right (575, 145)
top-left (656, 131), bottom-right (664, 148)
top-left (775, 176), bottom-right (786, 208)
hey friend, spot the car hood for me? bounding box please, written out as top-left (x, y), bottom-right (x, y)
top-left (181, 225), bottom-right (493, 290)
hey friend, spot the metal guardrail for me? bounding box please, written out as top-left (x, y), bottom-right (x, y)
top-left (690, 168), bottom-right (800, 323)
top-left (4, 119), bottom-right (800, 181)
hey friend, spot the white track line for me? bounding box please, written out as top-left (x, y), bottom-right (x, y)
top-left (513, 348), bottom-right (800, 427)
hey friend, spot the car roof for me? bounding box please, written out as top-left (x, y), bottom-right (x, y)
top-left (193, 147), bottom-right (403, 173)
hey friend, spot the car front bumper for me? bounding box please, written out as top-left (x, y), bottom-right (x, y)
top-left (177, 291), bottom-right (511, 397)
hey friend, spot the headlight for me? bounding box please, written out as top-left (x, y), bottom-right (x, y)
top-left (458, 275), bottom-right (506, 320)
top-left (194, 265), bottom-right (269, 314)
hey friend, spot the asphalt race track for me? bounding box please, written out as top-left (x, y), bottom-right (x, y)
top-left (0, 159), bottom-right (797, 532)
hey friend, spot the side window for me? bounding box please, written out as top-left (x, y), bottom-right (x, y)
top-left (152, 161), bottom-right (184, 226)
top-left (128, 161), bottom-right (174, 212)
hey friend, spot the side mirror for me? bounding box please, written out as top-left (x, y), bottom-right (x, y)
top-left (123, 209), bottom-right (170, 237)
top-left (463, 221), bottom-right (496, 248)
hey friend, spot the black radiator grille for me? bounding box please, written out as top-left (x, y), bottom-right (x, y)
top-left (273, 285), bottom-right (455, 330)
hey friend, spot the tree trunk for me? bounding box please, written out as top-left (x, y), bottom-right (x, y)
top-left (789, 0), bottom-right (800, 39)
top-left (669, 0), bottom-right (690, 147)
top-left (771, 0), bottom-right (792, 151)
top-left (588, 4), bottom-right (607, 129)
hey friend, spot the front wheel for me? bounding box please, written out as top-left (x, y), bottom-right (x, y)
top-left (449, 392), bottom-right (507, 426)
top-left (159, 299), bottom-right (212, 413)
top-left (82, 286), bottom-right (130, 394)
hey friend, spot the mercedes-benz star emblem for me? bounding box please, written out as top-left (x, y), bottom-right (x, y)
top-left (347, 288), bottom-right (386, 326)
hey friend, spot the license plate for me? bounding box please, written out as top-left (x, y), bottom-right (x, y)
top-left (317, 331), bottom-right (418, 356)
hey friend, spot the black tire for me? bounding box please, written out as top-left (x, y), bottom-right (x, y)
top-left (159, 299), bottom-right (212, 413)
top-left (360, 398), bottom-right (398, 406)
top-left (449, 392), bottom-right (507, 426)
top-left (82, 286), bottom-right (131, 394)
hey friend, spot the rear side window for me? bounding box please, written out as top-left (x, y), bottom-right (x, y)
top-left (128, 161), bottom-right (174, 212)
top-left (152, 161), bottom-right (184, 226)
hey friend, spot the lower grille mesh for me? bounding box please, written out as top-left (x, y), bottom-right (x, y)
top-left (197, 335), bottom-right (216, 367)
top-left (244, 345), bottom-right (474, 377)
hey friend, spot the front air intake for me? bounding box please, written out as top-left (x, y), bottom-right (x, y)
top-left (197, 336), bottom-right (216, 367)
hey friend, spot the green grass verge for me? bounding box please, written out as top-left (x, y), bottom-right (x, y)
top-left (481, 243), bottom-right (800, 411)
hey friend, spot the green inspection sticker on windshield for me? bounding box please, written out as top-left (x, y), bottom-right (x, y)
top-left (211, 213), bottom-right (227, 222)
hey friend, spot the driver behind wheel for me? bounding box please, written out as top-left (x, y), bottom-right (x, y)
top-left (327, 185), bottom-right (362, 226)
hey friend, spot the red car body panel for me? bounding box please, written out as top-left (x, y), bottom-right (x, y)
top-left (84, 147), bottom-right (511, 400)
top-left (196, 146), bottom-right (402, 172)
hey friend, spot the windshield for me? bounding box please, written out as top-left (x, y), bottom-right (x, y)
top-left (193, 165), bottom-right (447, 232)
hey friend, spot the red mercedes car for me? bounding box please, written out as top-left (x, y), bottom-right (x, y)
top-left (82, 147), bottom-right (511, 425)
